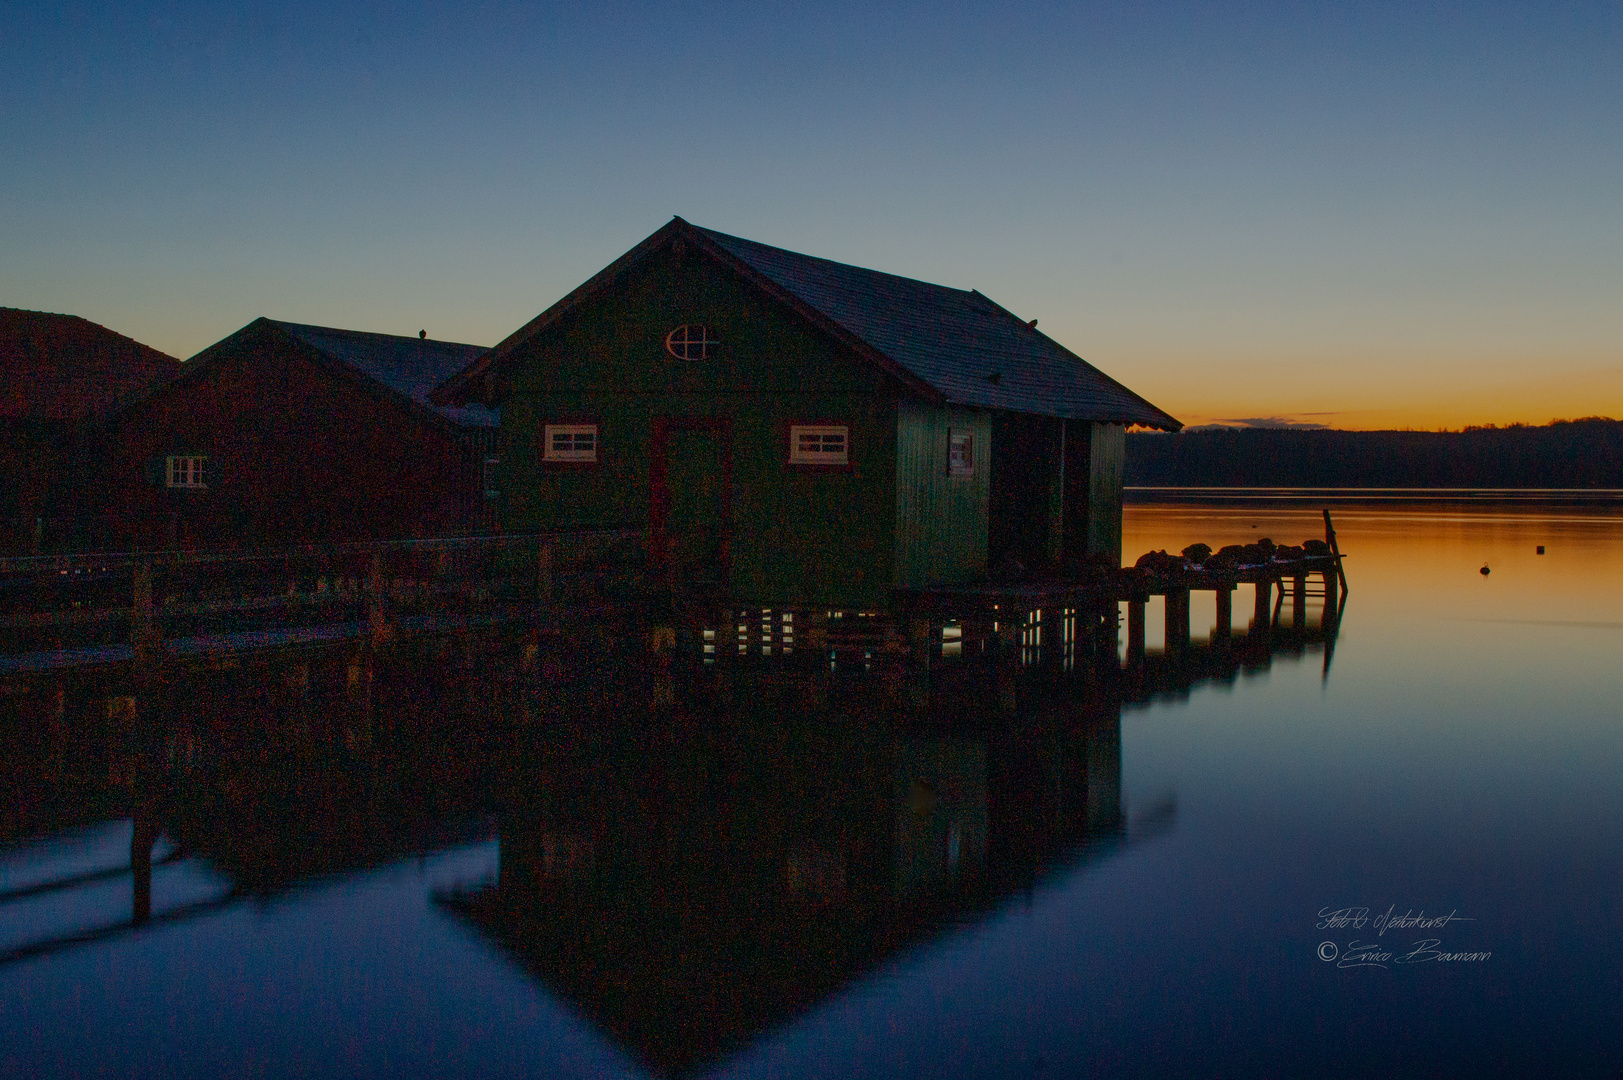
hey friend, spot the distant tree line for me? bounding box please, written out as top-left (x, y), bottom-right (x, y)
top-left (1124, 419), bottom-right (1623, 488)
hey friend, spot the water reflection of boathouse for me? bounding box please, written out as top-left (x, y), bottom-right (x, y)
top-left (0, 607), bottom-right (1338, 1071)
top-left (437, 681), bottom-right (1128, 1077)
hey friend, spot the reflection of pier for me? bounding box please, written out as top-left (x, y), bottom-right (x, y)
top-left (0, 580), bottom-right (1333, 1072)
top-left (0, 809), bottom-right (241, 969)
top-left (0, 670), bottom-right (501, 971)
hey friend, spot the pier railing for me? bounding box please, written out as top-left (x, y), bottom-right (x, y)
top-left (0, 530), bottom-right (643, 672)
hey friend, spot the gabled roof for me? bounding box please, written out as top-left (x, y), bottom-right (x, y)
top-left (270, 321), bottom-right (496, 429)
top-left (0, 307), bottom-right (181, 422)
top-left (433, 218), bottom-right (1180, 431)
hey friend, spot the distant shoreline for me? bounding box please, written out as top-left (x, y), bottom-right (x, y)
top-left (1126, 487), bottom-right (1623, 505)
top-left (1125, 422), bottom-right (1623, 491)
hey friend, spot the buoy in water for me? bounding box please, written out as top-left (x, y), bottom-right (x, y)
top-left (1480, 565), bottom-right (1491, 576)
top-left (1537, 546), bottom-right (1545, 554)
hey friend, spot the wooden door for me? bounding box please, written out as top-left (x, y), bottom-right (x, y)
top-left (649, 418), bottom-right (732, 591)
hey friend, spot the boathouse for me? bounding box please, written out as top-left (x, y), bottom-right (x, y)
top-left (81, 319), bottom-right (497, 549)
top-left (0, 308), bottom-right (180, 553)
top-left (433, 218), bottom-right (1179, 608)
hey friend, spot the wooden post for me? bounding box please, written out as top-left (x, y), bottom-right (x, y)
top-left (132, 561), bottom-right (159, 666)
top-left (1126, 598), bottom-right (1146, 666)
top-left (1322, 568), bottom-right (1339, 624)
top-left (1214, 585), bottom-right (1233, 641)
top-left (908, 616), bottom-right (933, 677)
top-left (1164, 588), bottom-right (1190, 656)
top-left (367, 553), bottom-right (388, 648)
top-left (537, 537), bottom-right (553, 602)
top-left (1323, 509), bottom-right (1349, 597)
top-left (1293, 574), bottom-right (1307, 631)
top-left (1096, 601), bottom-right (1120, 668)
top-left (1039, 608), bottom-right (1064, 671)
top-left (991, 616), bottom-right (1019, 710)
top-left (1252, 578), bottom-right (1271, 634)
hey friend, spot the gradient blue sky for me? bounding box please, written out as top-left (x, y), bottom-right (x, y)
top-left (4, 1), bottom-right (1619, 428)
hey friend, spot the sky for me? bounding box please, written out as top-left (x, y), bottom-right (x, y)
top-left (3, 1), bottom-right (1619, 431)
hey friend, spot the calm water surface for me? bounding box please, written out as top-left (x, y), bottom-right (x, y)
top-left (2, 503), bottom-right (1621, 1078)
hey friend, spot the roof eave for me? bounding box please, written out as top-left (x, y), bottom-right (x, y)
top-left (964, 293), bottom-right (1180, 431)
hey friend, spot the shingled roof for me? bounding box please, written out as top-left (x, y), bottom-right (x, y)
top-left (0, 307), bottom-right (180, 421)
top-left (434, 218), bottom-right (1179, 431)
top-left (270, 321), bottom-right (496, 429)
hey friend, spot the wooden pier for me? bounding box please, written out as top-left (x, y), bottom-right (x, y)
top-left (1, 515), bottom-right (1346, 710)
top-left (0, 531), bottom-right (642, 683)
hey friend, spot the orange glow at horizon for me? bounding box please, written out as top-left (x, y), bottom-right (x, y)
top-left (1106, 349), bottom-right (1623, 432)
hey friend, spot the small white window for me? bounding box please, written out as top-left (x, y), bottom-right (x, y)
top-left (543, 424), bottom-right (597, 462)
top-left (948, 429), bottom-right (974, 477)
top-left (789, 424), bottom-right (848, 466)
top-left (166, 455), bottom-right (208, 489)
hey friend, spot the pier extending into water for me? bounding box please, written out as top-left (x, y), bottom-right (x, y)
top-left (0, 514), bottom-right (1346, 708)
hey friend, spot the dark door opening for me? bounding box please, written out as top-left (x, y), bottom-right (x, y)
top-left (649, 418), bottom-right (732, 593)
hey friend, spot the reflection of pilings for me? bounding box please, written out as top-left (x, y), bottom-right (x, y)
top-left (0, 847), bottom-right (187, 907)
top-left (0, 891), bottom-right (240, 970)
top-left (1117, 620), bottom-right (1340, 706)
top-left (131, 810), bottom-right (159, 925)
top-left (1083, 702), bottom-right (1123, 830)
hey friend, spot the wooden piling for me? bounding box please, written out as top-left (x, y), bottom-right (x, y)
top-left (537, 537), bottom-right (554, 602)
top-left (1164, 588), bottom-right (1191, 656)
top-left (908, 616), bottom-right (934, 677)
top-left (1292, 574), bottom-right (1307, 630)
top-left (1040, 607), bottom-right (1066, 671)
top-left (366, 554), bottom-right (389, 648)
top-left (1126, 598), bottom-right (1146, 665)
top-left (1323, 509), bottom-right (1349, 597)
top-left (1322, 568), bottom-right (1340, 623)
top-left (131, 561), bottom-right (159, 667)
top-left (1252, 579), bottom-right (1271, 633)
top-left (1214, 585), bottom-right (1233, 641)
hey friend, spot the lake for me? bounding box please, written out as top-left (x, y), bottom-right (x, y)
top-left (2, 502), bottom-right (1620, 1078)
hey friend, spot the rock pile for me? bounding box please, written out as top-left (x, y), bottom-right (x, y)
top-left (1130, 537), bottom-right (1335, 577)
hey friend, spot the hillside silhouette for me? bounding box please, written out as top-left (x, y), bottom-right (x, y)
top-left (1126, 419), bottom-right (1623, 488)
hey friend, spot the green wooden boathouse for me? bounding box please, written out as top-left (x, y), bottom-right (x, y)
top-left (433, 218), bottom-right (1180, 610)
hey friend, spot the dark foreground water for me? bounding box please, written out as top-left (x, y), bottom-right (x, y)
top-left (2, 504), bottom-right (1621, 1078)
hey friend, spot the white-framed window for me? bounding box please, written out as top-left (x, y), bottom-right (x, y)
top-left (543, 424), bottom-right (597, 462)
top-left (166, 455), bottom-right (208, 489)
top-left (664, 324), bottom-right (718, 360)
top-left (948, 429), bottom-right (974, 477)
top-left (789, 424), bottom-right (849, 466)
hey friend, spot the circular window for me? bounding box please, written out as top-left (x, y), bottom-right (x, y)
top-left (664, 324), bottom-right (718, 360)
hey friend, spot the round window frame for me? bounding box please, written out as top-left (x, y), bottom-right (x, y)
top-left (664, 324), bottom-right (718, 361)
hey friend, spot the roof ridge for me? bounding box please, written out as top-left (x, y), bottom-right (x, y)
top-left (432, 217), bottom-right (1179, 430)
top-left (689, 225), bottom-right (982, 299)
top-left (1, 307), bottom-right (182, 365)
top-left (268, 319), bottom-right (486, 351)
